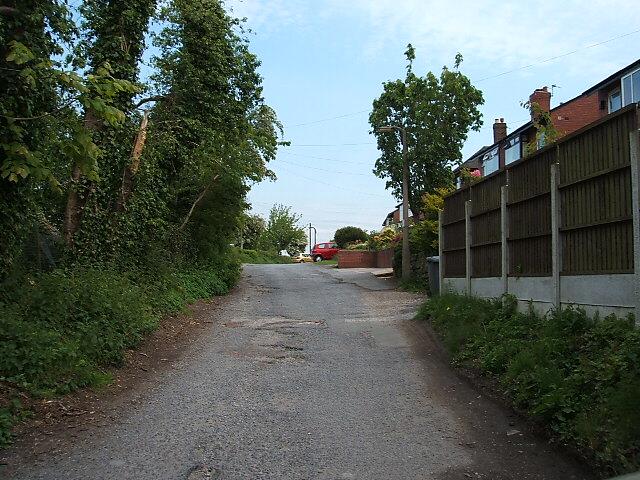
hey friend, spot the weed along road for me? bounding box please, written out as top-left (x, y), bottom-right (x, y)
top-left (6, 265), bottom-right (592, 480)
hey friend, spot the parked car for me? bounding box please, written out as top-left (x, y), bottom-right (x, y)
top-left (311, 242), bottom-right (340, 262)
top-left (293, 253), bottom-right (313, 263)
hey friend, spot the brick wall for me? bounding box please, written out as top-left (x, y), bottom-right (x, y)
top-left (337, 249), bottom-right (395, 268)
top-left (376, 248), bottom-right (394, 268)
top-left (337, 250), bottom-right (376, 268)
top-left (551, 92), bottom-right (603, 136)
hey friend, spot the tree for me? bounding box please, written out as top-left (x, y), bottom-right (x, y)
top-left (334, 226), bottom-right (368, 248)
top-left (369, 45), bottom-right (484, 215)
top-left (260, 204), bottom-right (306, 255)
top-left (237, 213), bottom-right (266, 250)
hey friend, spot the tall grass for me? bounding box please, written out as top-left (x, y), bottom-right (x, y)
top-left (419, 294), bottom-right (640, 475)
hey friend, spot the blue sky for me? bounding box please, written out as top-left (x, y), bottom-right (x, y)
top-left (226, 0), bottom-right (640, 247)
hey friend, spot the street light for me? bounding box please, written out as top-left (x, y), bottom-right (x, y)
top-left (377, 125), bottom-right (411, 281)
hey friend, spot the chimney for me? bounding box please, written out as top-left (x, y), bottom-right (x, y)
top-left (529, 86), bottom-right (551, 121)
top-left (493, 118), bottom-right (507, 143)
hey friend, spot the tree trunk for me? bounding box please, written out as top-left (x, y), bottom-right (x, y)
top-left (63, 111), bottom-right (100, 247)
top-left (178, 175), bottom-right (220, 231)
top-left (116, 111), bottom-right (149, 212)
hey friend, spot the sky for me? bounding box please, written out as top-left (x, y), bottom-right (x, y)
top-left (224, 0), bottom-right (640, 249)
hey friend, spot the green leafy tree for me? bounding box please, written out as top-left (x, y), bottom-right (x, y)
top-left (261, 204), bottom-right (306, 256)
top-left (334, 226), bottom-right (368, 248)
top-left (149, 0), bottom-right (280, 242)
top-left (238, 213), bottom-right (266, 250)
top-left (369, 45), bottom-right (484, 215)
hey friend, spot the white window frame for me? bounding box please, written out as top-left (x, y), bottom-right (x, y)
top-left (504, 136), bottom-right (521, 165)
top-left (621, 67), bottom-right (640, 107)
top-left (481, 147), bottom-right (499, 176)
top-left (608, 88), bottom-right (622, 113)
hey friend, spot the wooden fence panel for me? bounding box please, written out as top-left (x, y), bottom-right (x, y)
top-left (506, 150), bottom-right (555, 276)
top-left (558, 107), bottom-right (636, 274)
top-left (441, 104), bottom-right (639, 280)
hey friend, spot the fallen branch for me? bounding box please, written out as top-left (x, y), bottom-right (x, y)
top-left (178, 175), bottom-right (220, 231)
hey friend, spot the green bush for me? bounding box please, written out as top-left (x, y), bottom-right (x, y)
top-left (334, 226), bottom-right (368, 248)
top-left (0, 257), bottom-right (240, 447)
top-left (418, 294), bottom-right (640, 474)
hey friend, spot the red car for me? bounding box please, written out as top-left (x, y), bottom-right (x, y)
top-left (311, 242), bottom-right (340, 262)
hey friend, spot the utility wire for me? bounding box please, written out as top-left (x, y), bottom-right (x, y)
top-left (287, 109), bottom-right (369, 127)
top-left (273, 164), bottom-right (390, 199)
top-left (285, 142), bottom-right (376, 147)
top-left (281, 151), bottom-right (374, 166)
top-left (277, 27), bottom-right (640, 129)
top-left (475, 28), bottom-right (640, 82)
top-left (275, 158), bottom-right (371, 176)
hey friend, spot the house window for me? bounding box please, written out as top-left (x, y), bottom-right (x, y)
top-left (504, 136), bottom-right (521, 165)
top-left (482, 147), bottom-right (499, 175)
top-left (537, 132), bottom-right (546, 150)
top-left (609, 89), bottom-right (622, 113)
top-left (622, 68), bottom-right (640, 106)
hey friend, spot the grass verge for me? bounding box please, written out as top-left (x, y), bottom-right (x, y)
top-left (234, 248), bottom-right (293, 264)
top-left (0, 256), bottom-right (241, 448)
top-left (417, 293), bottom-right (640, 475)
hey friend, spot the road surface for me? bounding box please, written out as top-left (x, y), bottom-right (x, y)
top-left (5, 264), bottom-right (592, 479)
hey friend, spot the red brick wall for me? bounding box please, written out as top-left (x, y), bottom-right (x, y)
top-left (337, 249), bottom-right (395, 269)
top-left (376, 248), bottom-right (394, 268)
top-left (551, 92), bottom-right (603, 137)
top-left (337, 250), bottom-right (376, 268)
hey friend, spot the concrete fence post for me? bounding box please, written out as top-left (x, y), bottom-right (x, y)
top-left (465, 200), bottom-right (472, 295)
top-left (501, 185), bottom-right (509, 295)
top-left (630, 128), bottom-right (640, 322)
top-left (438, 210), bottom-right (445, 294)
top-left (550, 163), bottom-right (561, 310)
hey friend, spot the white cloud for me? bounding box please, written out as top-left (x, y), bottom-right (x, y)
top-left (227, 0), bottom-right (640, 78)
top-left (224, 0), bottom-right (309, 32)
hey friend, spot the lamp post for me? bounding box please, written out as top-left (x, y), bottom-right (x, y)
top-left (308, 223), bottom-right (317, 254)
top-left (378, 125), bottom-right (411, 281)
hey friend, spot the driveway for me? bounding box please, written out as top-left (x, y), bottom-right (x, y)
top-left (4, 264), bottom-right (592, 479)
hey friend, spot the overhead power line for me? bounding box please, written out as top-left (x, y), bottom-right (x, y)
top-left (277, 26), bottom-right (640, 130)
top-left (281, 152), bottom-right (374, 166)
top-left (288, 109), bottom-right (370, 128)
top-left (476, 27), bottom-right (640, 82)
top-left (274, 164), bottom-right (390, 199)
top-left (275, 158), bottom-right (371, 176)
top-left (285, 142), bottom-right (376, 147)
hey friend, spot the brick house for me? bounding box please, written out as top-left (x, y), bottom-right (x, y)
top-left (382, 203), bottom-right (415, 227)
top-left (455, 58), bottom-right (640, 186)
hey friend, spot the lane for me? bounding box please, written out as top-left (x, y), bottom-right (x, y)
top-left (8, 264), bottom-right (591, 479)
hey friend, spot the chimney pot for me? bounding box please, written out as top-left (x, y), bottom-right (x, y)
top-left (493, 117), bottom-right (507, 144)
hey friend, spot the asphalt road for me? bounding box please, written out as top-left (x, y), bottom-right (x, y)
top-left (6, 264), bottom-right (593, 480)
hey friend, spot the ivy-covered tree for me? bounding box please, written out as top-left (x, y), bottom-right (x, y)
top-left (64, 0), bottom-right (157, 246)
top-left (369, 45), bottom-right (484, 215)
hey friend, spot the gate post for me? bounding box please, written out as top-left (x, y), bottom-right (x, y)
top-left (501, 185), bottom-right (509, 295)
top-left (438, 210), bottom-right (445, 294)
top-left (465, 200), bottom-right (472, 295)
top-left (550, 163), bottom-right (561, 311)
top-left (630, 127), bottom-right (640, 322)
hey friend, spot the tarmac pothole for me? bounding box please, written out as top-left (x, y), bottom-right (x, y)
top-left (186, 465), bottom-right (220, 480)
